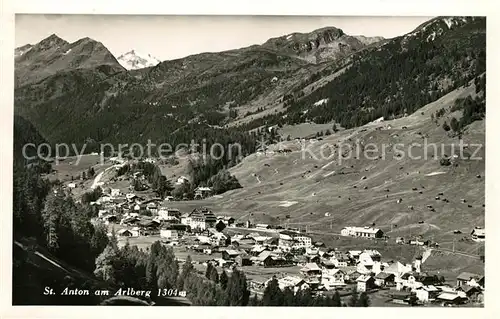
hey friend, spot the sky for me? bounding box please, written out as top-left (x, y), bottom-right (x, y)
top-left (15, 15), bottom-right (433, 61)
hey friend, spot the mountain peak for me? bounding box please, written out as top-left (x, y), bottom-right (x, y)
top-left (37, 33), bottom-right (67, 48)
top-left (117, 50), bottom-right (161, 70)
top-left (261, 26), bottom-right (382, 64)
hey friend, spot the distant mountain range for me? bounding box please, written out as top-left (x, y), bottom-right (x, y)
top-left (14, 17), bottom-right (485, 149)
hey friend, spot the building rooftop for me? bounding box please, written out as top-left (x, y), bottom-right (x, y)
top-left (301, 263), bottom-right (321, 272)
top-left (457, 272), bottom-right (483, 281)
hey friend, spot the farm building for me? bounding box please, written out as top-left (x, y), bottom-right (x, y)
top-left (341, 226), bottom-right (384, 239)
top-left (456, 272), bottom-right (484, 288)
top-left (222, 249), bottom-right (241, 261)
top-left (194, 187), bottom-right (213, 199)
top-left (471, 227), bottom-right (485, 242)
top-left (356, 274), bottom-right (376, 292)
top-left (321, 269), bottom-right (346, 290)
top-left (160, 229), bottom-right (179, 240)
top-left (375, 272), bottom-right (395, 287)
top-left (158, 207), bottom-right (181, 220)
top-left (217, 216), bottom-right (235, 226)
top-left (235, 253), bottom-right (252, 266)
top-left (117, 229), bottom-right (133, 237)
top-left (414, 285), bottom-right (440, 303)
top-left (275, 276), bottom-right (310, 293)
top-left (436, 293), bottom-right (467, 305)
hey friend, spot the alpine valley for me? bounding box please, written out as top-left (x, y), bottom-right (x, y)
top-left (13, 16), bottom-right (485, 306)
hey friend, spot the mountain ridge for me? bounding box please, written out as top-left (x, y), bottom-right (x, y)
top-left (14, 17), bottom-right (485, 149)
top-left (15, 34), bottom-right (125, 87)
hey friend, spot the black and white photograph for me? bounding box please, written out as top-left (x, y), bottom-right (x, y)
top-left (3, 0), bottom-right (494, 314)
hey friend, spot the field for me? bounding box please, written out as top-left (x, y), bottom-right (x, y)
top-left (103, 83), bottom-right (484, 283)
top-left (161, 83), bottom-right (484, 245)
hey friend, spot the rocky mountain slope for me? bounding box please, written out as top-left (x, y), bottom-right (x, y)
top-left (15, 34), bottom-right (125, 87)
top-left (117, 50), bottom-right (161, 70)
top-left (260, 26), bottom-right (384, 64)
top-left (14, 17), bottom-right (485, 151)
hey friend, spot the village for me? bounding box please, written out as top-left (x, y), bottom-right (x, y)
top-left (86, 179), bottom-right (485, 307)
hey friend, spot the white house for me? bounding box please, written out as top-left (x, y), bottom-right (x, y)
top-left (279, 230), bottom-right (312, 250)
top-left (100, 196), bottom-right (112, 203)
top-left (329, 257), bottom-right (348, 268)
top-left (126, 193), bottom-right (137, 201)
top-left (358, 252), bottom-right (375, 266)
top-left (471, 227), bottom-right (485, 242)
top-left (175, 176), bottom-right (189, 186)
top-left (160, 229), bottom-right (179, 240)
top-left (197, 235), bottom-right (212, 244)
top-left (321, 269), bottom-right (346, 290)
top-left (385, 261), bottom-right (413, 278)
top-left (158, 207), bottom-right (181, 220)
top-left (274, 276), bottom-right (310, 293)
top-left (98, 209), bottom-right (109, 217)
top-left (181, 208), bottom-right (217, 230)
top-left (211, 232), bottom-right (228, 246)
top-left (110, 188), bottom-right (121, 197)
top-left (68, 183), bottom-right (76, 189)
top-left (415, 285), bottom-right (441, 303)
top-left (356, 274), bottom-right (376, 292)
top-left (456, 272), bottom-right (484, 288)
top-left (130, 227), bottom-right (142, 237)
top-left (397, 273), bottom-right (424, 291)
top-left (146, 202), bottom-right (158, 214)
top-left (194, 186), bottom-right (213, 199)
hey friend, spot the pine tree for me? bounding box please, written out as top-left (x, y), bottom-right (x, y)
top-left (209, 266), bottom-right (219, 283)
top-left (94, 244), bottom-right (119, 283)
top-left (177, 255), bottom-right (194, 290)
top-left (220, 270), bottom-right (229, 290)
top-left (282, 287), bottom-right (295, 306)
top-left (262, 277), bottom-right (284, 306)
top-left (223, 268), bottom-right (250, 306)
top-left (348, 287), bottom-right (359, 307)
top-left (205, 263), bottom-right (214, 280)
top-left (357, 292), bottom-right (370, 307)
top-left (450, 117), bottom-right (460, 132)
top-left (249, 293), bottom-right (261, 306)
top-left (332, 290), bottom-right (342, 307)
top-left (145, 253), bottom-right (158, 291)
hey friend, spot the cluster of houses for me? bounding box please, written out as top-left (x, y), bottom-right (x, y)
top-left (387, 271), bottom-right (485, 306)
top-left (248, 246), bottom-right (485, 306)
top-left (89, 185), bottom-right (484, 307)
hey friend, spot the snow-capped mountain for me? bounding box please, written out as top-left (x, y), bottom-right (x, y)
top-left (117, 50), bottom-right (161, 70)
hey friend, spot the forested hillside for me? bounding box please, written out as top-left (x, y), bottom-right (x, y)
top-left (241, 17), bottom-right (486, 130)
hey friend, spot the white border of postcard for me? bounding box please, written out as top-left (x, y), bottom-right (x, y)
top-left (1, 0), bottom-right (498, 318)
